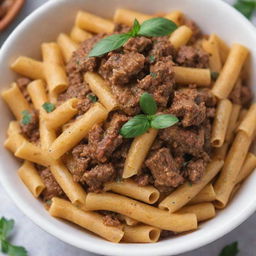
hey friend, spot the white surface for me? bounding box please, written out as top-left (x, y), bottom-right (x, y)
top-left (0, 0), bottom-right (256, 256)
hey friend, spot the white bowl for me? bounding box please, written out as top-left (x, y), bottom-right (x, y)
top-left (0, 0), bottom-right (256, 255)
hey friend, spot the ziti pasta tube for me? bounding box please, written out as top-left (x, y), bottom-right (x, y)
top-left (50, 160), bottom-right (87, 206)
top-left (1, 82), bottom-right (31, 120)
top-left (237, 103), bottom-right (256, 138)
top-left (212, 43), bottom-right (249, 99)
top-left (236, 152), bottom-right (256, 184)
top-left (86, 192), bottom-right (197, 232)
top-left (70, 26), bottom-right (92, 43)
top-left (113, 9), bottom-right (152, 26)
top-left (214, 131), bottom-right (252, 208)
top-left (18, 161), bottom-right (45, 198)
top-left (49, 103), bottom-right (108, 159)
top-left (189, 184), bottom-right (216, 205)
top-left (214, 34), bottom-right (230, 64)
top-left (123, 128), bottom-right (158, 179)
top-left (169, 25), bottom-right (192, 49)
top-left (45, 98), bottom-right (79, 130)
top-left (104, 179), bottom-right (160, 204)
top-left (211, 99), bottom-right (232, 147)
top-left (11, 56), bottom-right (45, 80)
top-left (49, 197), bottom-right (124, 243)
top-left (165, 11), bottom-right (184, 25)
top-left (27, 79), bottom-right (48, 110)
top-left (159, 160), bottom-right (224, 213)
top-left (122, 225), bottom-right (161, 243)
top-left (76, 11), bottom-right (115, 34)
top-left (173, 66), bottom-right (211, 86)
top-left (41, 42), bottom-right (64, 66)
top-left (57, 33), bottom-right (78, 63)
top-left (84, 72), bottom-right (118, 112)
top-left (212, 142), bottom-right (229, 160)
top-left (177, 203), bottom-right (216, 222)
top-left (202, 34), bottom-right (222, 72)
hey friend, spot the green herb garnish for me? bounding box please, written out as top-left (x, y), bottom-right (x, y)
top-left (234, 0), bottom-right (256, 19)
top-left (150, 72), bottom-right (158, 79)
top-left (219, 241), bottom-right (239, 256)
top-left (211, 71), bottom-right (219, 81)
top-left (89, 18), bottom-right (177, 57)
top-left (42, 102), bottom-right (55, 113)
top-left (21, 110), bottom-right (31, 125)
top-left (87, 94), bottom-right (98, 102)
top-left (120, 93), bottom-right (178, 138)
top-left (0, 217), bottom-right (27, 256)
top-left (149, 55), bottom-right (155, 63)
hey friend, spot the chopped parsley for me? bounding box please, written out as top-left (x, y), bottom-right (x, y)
top-left (87, 94), bottom-right (98, 102)
top-left (150, 72), bottom-right (158, 79)
top-left (42, 102), bottom-right (55, 113)
top-left (21, 110), bottom-right (31, 125)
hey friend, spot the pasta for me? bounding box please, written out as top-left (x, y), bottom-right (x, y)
top-left (49, 197), bottom-right (124, 243)
top-left (1, 82), bottom-right (31, 120)
top-left (173, 66), bottom-right (211, 86)
top-left (159, 160), bottom-right (224, 213)
top-left (211, 99), bottom-right (232, 147)
top-left (113, 9), bottom-right (152, 26)
top-left (49, 103), bottom-right (108, 159)
top-left (76, 11), bottom-right (115, 33)
top-left (104, 179), bottom-right (160, 204)
top-left (123, 128), bottom-right (158, 178)
top-left (169, 25), bottom-right (192, 49)
top-left (84, 72), bottom-right (118, 112)
top-left (2, 7), bottom-right (256, 244)
top-left (122, 225), bottom-right (161, 243)
top-left (85, 192), bottom-right (197, 232)
top-left (212, 44), bottom-right (249, 99)
top-left (18, 161), bottom-right (45, 198)
top-left (214, 131), bottom-right (252, 208)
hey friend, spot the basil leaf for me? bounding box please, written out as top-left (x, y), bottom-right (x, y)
top-left (151, 114), bottom-right (179, 129)
top-left (42, 102), bottom-right (55, 113)
top-left (88, 34), bottom-right (131, 57)
top-left (140, 93), bottom-right (157, 115)
top-left (7, 243), bottom-right (28, 256)
top-left (138, 17), bottom-right (177, 37)
top-left (129, 19), bottom-right (141, 37)
top-left (120, 115), bottom-right (150, 138)
top-left (21, 110), bottom-right (31, 125)
top-left (234, 0), bottom-right (256, 19)
top-left (0, 218), bottom-right (14, 240)
top-left (219, 241), bottom-right (239, 256)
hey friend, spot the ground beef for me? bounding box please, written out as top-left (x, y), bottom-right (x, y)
top-left (138, 56), bottom-right (175, 107)
top-left (16, 77), bottom-right (31, 102)
top-left (81, 163), bottom-right (116, 192)
top-left (133, 173), bottom-right (151, 186)
top-left (169, 88), bottom-right (206, 127)
top-left (183, 19), bottom-right (202, 44)
top-left (185, 159), bottom-right (206, 183)
top-left (40, 167), bottom-right (64, 201)
top-left (229, 82), bottom-right (253, 107)
top-left (99, 52), bottom-right (145, 85)
top-left (111, 83), bottom-right (141, 115)
top-left (160, 125), bottom-right (205, 157)
top-left (102, 214), bottom-right (121, 227)
top-left (146, 148), bottom-right (184, 188)
top-left (114, 23), bottom-right (130, 33)
top-left (90, 114), bottom-right (128, 162)
top-left (241, 86), bottom-right (253, 106)
top-left (71, 144), bottom-right (92, 182)
top-left (175, 46), bottom-right (209, 68)
top-left (149, 37), bottom-right (176, 61)
top-left (123, 36), bottom-right (152, 53)
top-left (19, 110), bottom-right (39, 143)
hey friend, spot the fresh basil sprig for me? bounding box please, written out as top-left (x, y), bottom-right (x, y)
top-left (219, 241), bottom-right (239, 256)
top-left (234, 0), bottom-right (256, 19)
top-left (120, 93), bottom-right (178, 138)
top-left (0, 217), bottom-right (27, 256)
top-left (89, 17), bottom-right (177, 57)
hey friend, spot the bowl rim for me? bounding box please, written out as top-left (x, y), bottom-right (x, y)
top-left (1, 0), bottom-right (256, 255)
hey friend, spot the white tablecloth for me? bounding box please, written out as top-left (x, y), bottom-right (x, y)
top-left (0, 1), bottom-right (255, 255)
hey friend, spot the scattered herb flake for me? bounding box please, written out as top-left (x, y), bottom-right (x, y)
top-left (150, 72), bottom-right (158, 79)
top-left (87, 94), bottom-right (98, 102)
top-left (149, 55), bottom-right (155, 63)
top-left (21, 110), bottom-right (31, 125)
top-left (42, 102), bottom-right (55, 113)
